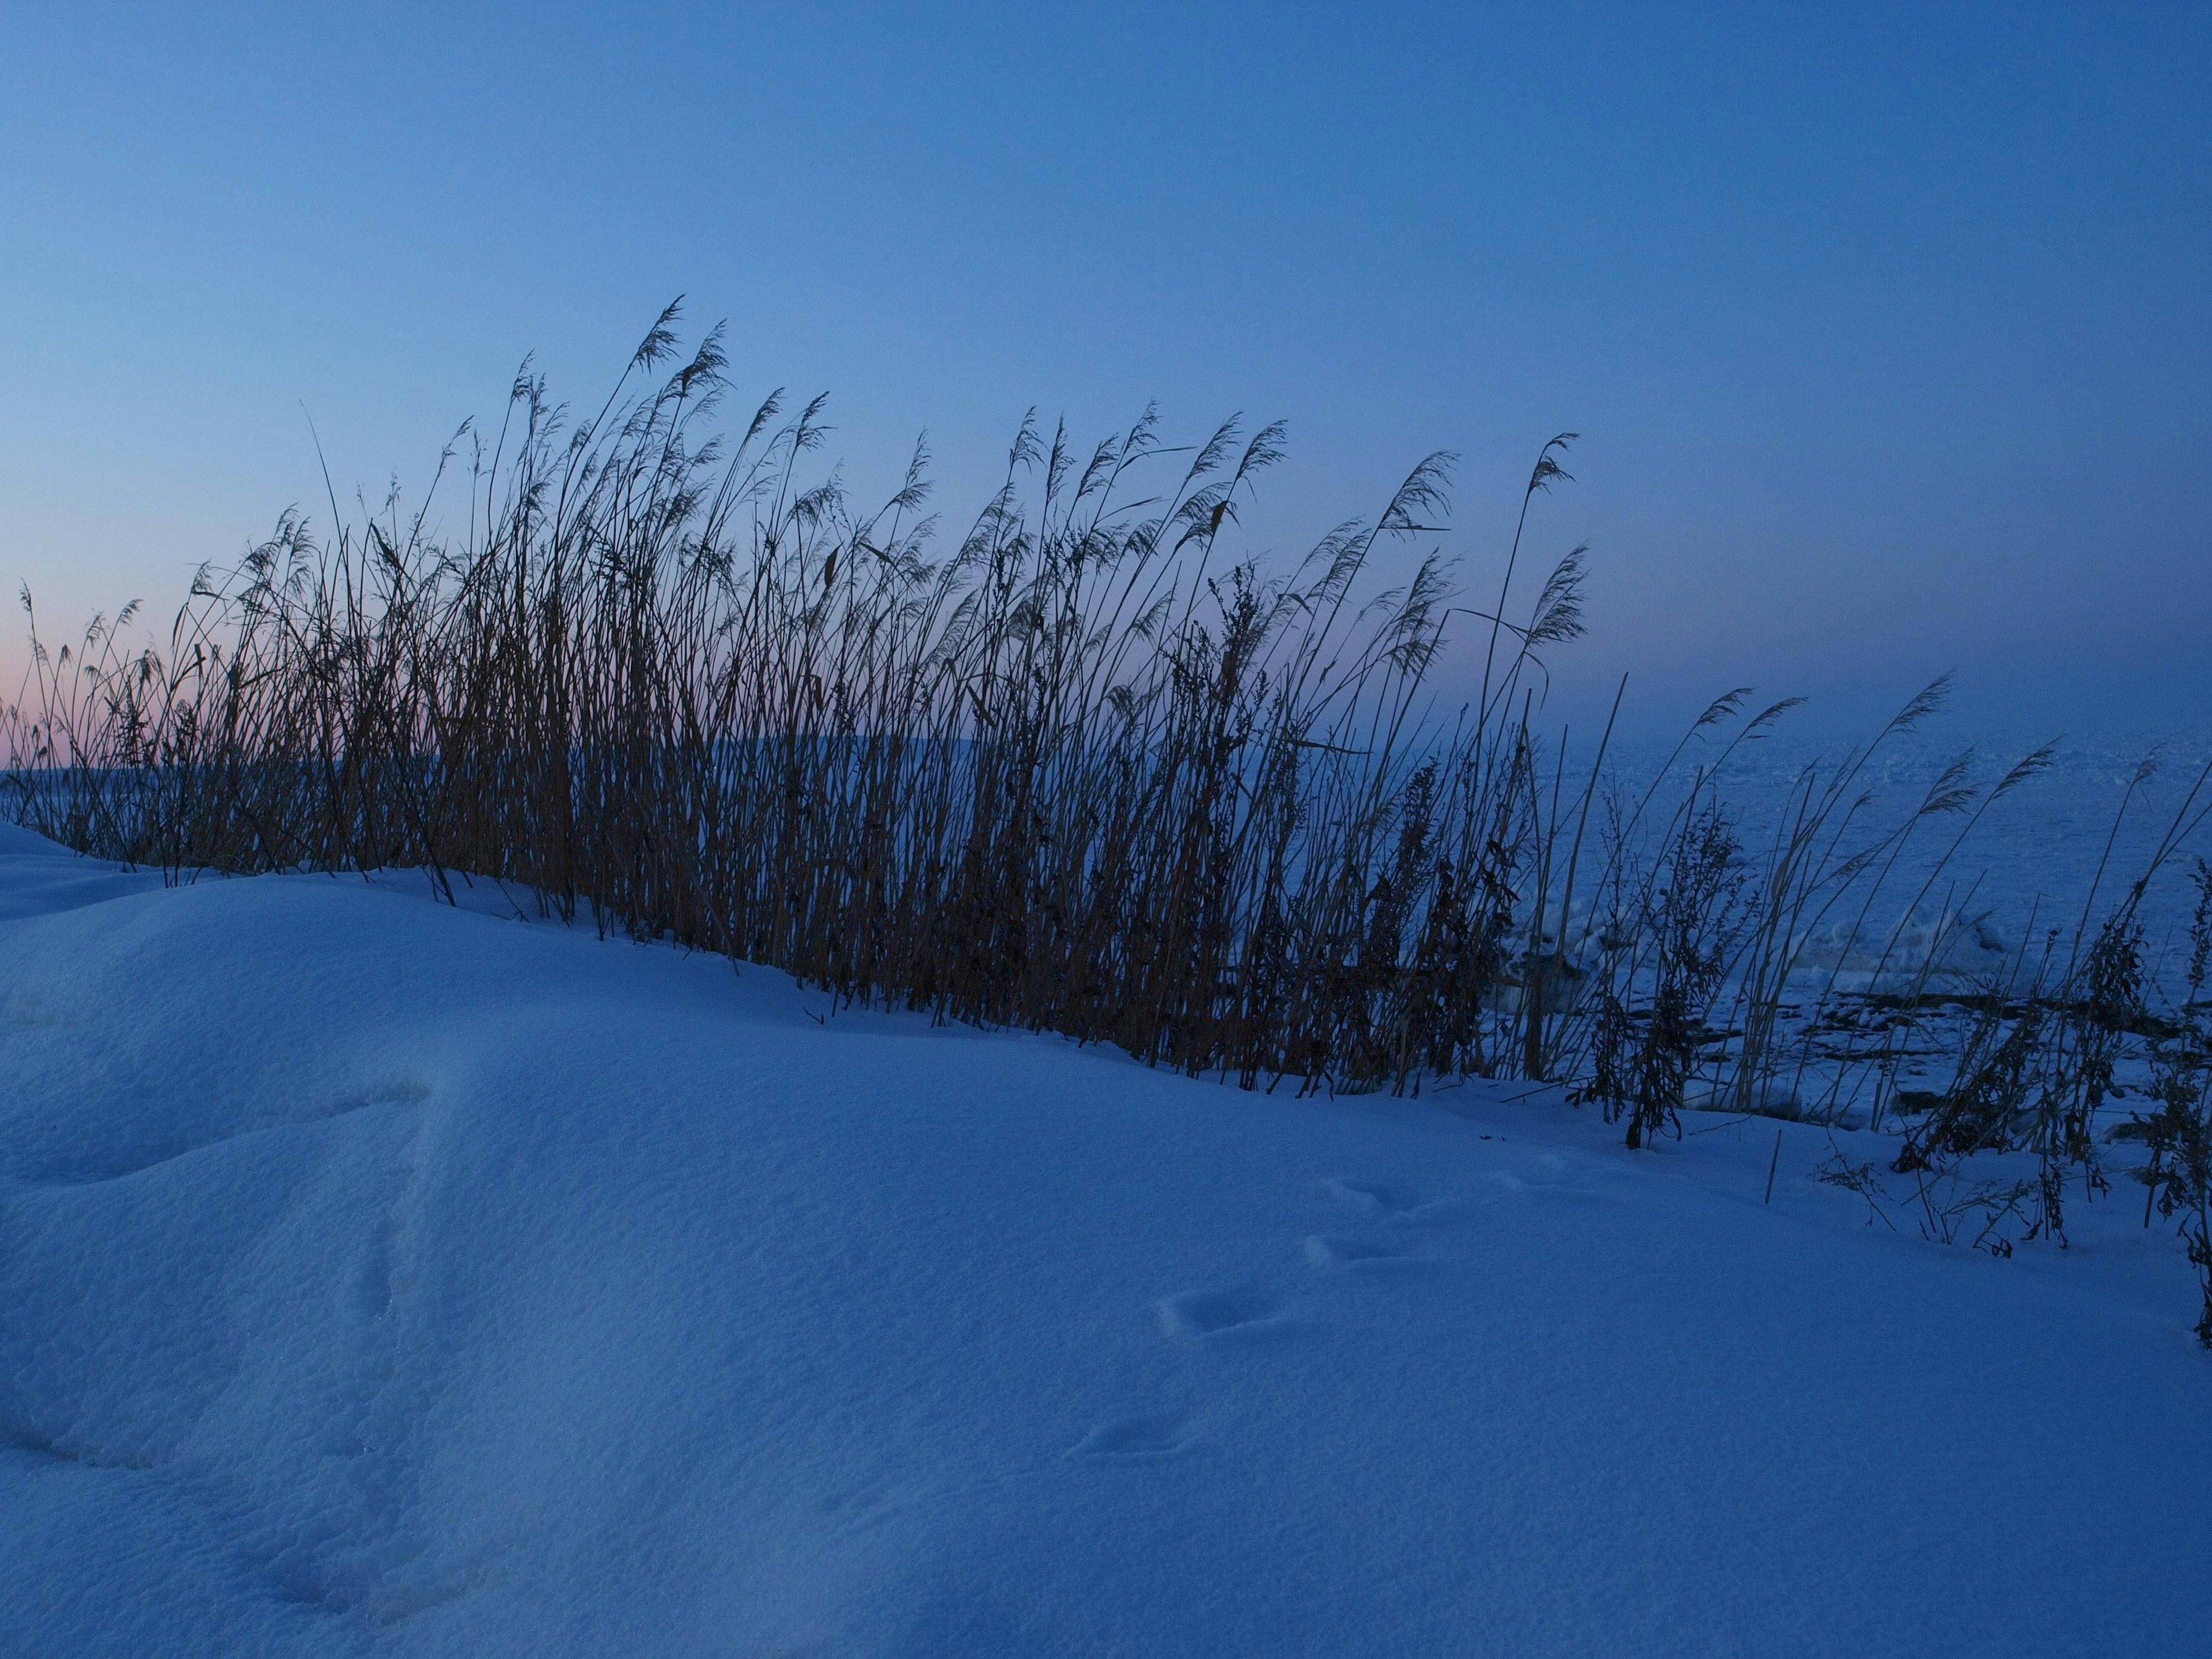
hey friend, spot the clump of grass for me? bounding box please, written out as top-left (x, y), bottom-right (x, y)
top-left (2, 308), bottom-right (1585, 1096)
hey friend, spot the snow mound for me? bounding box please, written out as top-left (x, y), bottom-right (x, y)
top-left (2, 828), bottom-right (2207, 1656)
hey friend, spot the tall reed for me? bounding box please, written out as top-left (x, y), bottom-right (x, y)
top-left (10, 314), bottom-right (2212, 1327)
top-left (3, 311), bottom-right (1586, 1096)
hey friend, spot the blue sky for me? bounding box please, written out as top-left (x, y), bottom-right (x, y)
top-left (2, 2), bottom-right (2205, 737)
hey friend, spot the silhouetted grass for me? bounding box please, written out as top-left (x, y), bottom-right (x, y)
top-left (8, 309), bottom-right (2211, 1328)
top-left (3, 309), bottom-right (1582, 1094)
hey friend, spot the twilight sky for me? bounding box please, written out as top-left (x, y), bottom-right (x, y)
top-left (2, 2), bottom-right (2205, 739)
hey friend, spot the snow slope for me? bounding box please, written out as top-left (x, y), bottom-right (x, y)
top-left (2, 823), bottom-right (2206, 1657)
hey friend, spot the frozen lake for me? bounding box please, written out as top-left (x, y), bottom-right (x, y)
top-left (1582, 722), bottom-right (2212, 998)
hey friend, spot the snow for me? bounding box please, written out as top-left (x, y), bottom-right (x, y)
top-left (2, 824), bottom-right (2207, 1656)
top-left (1600, 729), bottom-right (2212, 993)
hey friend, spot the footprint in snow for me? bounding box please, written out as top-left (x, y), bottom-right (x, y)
top-left (1323, 1176), bottom-right (1474, 1232)
top-left (1069, 1411), bottom-right (1200, 1462)
top-left (1321, 1177), bottom-right (1405, 1215)
top-left (1302, 1234), bottom-right (1443, 1275)
top-left (1156, 1289), bottom-right (1300, 1343)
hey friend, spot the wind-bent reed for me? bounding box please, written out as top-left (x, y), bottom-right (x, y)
top-left (3, 310), bottom-right (1588, 1095)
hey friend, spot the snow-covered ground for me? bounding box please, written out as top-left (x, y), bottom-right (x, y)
top-left (2, 821), bottom-right (2207, 1657)
top-left (1600, 728), bottom-right (2212, 993)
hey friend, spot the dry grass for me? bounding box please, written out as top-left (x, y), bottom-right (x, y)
top-left (3, 310), bottom-right (1585, 1095)
top-left (9, 310), bottom-right (2212, 1332)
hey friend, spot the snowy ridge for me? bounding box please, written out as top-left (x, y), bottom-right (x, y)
top-left (1, 825), bottom-right (2206, 1656)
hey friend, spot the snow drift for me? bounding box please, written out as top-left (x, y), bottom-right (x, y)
top-left (2, 824), bottom-right (2206, 1656)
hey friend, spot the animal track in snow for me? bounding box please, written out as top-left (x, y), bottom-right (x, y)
top-left (1069, 1412), bottom-right (1200, 1461)
top-left (1156, 1289), bottom-right (1297, 1343)
top-left (1322, 1177), bottom-right (1473, 1232)
top-left (1321, 1177), bottom-right (1405, 1215)
top-left (1302, 1234), bottom-right (1442, 1275)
